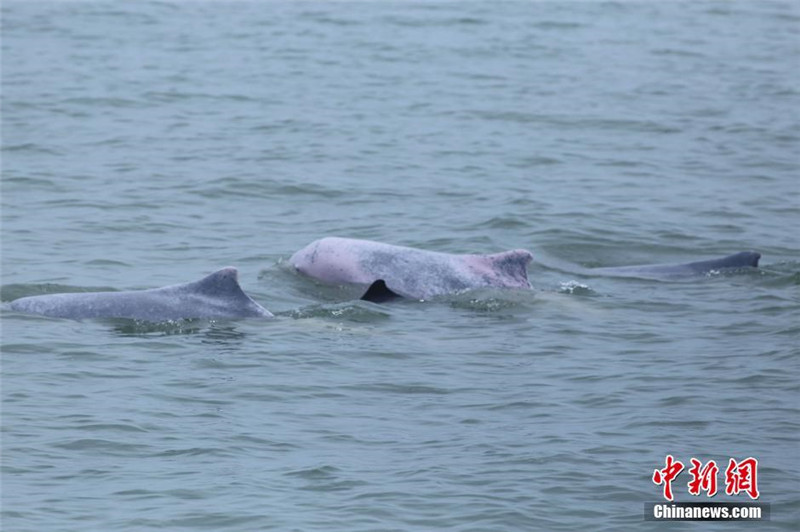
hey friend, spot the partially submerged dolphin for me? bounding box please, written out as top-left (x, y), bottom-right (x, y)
top-left (290, 237), bottom-right (761, 301)
top-left (9, 267), bottom-right (273, 321)
top-left (289, 237), bottom-right (533, 301)
top-left (590, 251), bottom-right (761, 280)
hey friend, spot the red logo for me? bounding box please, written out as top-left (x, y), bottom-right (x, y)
top-left (725, 457), bottom-right (760, 500)
top-left (687, 458), bottom-right (719, 497)
top-left (654, 456), bottom-right (759, 500)
top-left (652, 455), bottom-right (684, 501)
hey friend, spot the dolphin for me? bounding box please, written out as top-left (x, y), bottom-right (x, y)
top-left (589, 251), bottom-right (761, 280)
top-left (8, 267), bottom-right (273, 321)
top-left (289, 237), bottom-right (533, 301)
top-left (289, 238), bottom-right (762, 301)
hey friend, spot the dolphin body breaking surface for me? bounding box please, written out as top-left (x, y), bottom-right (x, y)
top-left (9, 267), bottom-right (273, 321)
top-left (290, 238), bottom-right (762, 301)
top-left (289, 237), bottom-right (534, 301)
top-left (590, 251), bottom-right (761, 280)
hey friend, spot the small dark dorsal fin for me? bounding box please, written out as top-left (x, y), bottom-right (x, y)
top-left (360, 280), bottom-right (401, 303)
top-left (686, 251), bottom-right (761, 273)
top-left (194, 267), bottom-right (243, 296)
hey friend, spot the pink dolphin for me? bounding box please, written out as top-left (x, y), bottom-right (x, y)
top-left (289, 237), bottom-right (533, 301)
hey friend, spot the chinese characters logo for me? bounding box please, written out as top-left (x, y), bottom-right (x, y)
top-left (653, 456), bottom-right (759, 501)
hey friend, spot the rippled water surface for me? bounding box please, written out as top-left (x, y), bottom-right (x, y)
top-left (2, 1), bottom-right (799, 531)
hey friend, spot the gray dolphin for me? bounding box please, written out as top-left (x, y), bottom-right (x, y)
top-left (590, 251), bottom-right (761, 280)
top-left (290, 237), bottom-right (533, 301)
top-left (9, 267), bottom-right (273, 321)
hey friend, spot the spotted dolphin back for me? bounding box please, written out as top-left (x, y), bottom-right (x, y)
top-left (291, 237), bottom-right (535, 301)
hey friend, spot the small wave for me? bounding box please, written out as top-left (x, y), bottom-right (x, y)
top-left (343, 383), bottom-right (451, 396)
top-left (445, 288), bottom-right (536, 313)
top-left (1, 176), bottom-right (57, 188)
top-left (509, 155), bottom-right (563, 167)
top-left (559, 281), bottom-right (594, 295)
top-left (51, 438), bottom-right (149, 454)
top-left (143, 91), bottom-right (257, 103)
top-left (1, 143), bottom-right (62, 155)
top-left (189, 178), bottom-right (345, 200)
top-left (759, 262), bottom-right (800, 288)
top-left (469, 110), bottom-right (681, 134)
top-left (154, 447), bottom-right (231, 458)
top-left (300, 11), bottom-right (363, 26)
top-left (61, 96), bottom-right (145, 108)
top-left (448, 297), bottom-right (524, 313)
top-left (285, 302), bottom-right (392, 322)
top-left (474, 216), bottom-right (530, 229)
top-left (286, 465), bottom-right (340, 479)
top-left (383, 16), bottom-right (489, 28)
top-left (74, 423), bottom-right (149, 433)
top-left (109, 318), bottom-right (216, 337)
top-left (651, 48), bottom-right (705, 58)
top-left (533, 21), bottom-right (584, 30)
top-left (84, 259), bottom-right (131, 267)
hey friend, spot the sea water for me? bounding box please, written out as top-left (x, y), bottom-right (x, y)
top-left (2, 2), bottom-right (798, 530)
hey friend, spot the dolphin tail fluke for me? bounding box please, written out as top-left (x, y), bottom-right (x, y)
top-left (361, 280), bottom-right (401, 303)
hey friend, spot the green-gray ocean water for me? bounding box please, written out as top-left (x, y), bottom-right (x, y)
top-left (2, 1), bottom-right (798, 530)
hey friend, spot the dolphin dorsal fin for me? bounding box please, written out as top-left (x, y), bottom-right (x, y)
top-left (193, 267), bottom-right (244, 296)
top-left (484, 249), bottom-right (533, 284)
top-left (361, 280), bottom-right (401, 303)
top-left (720, 251), bottom-right (761, 268)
